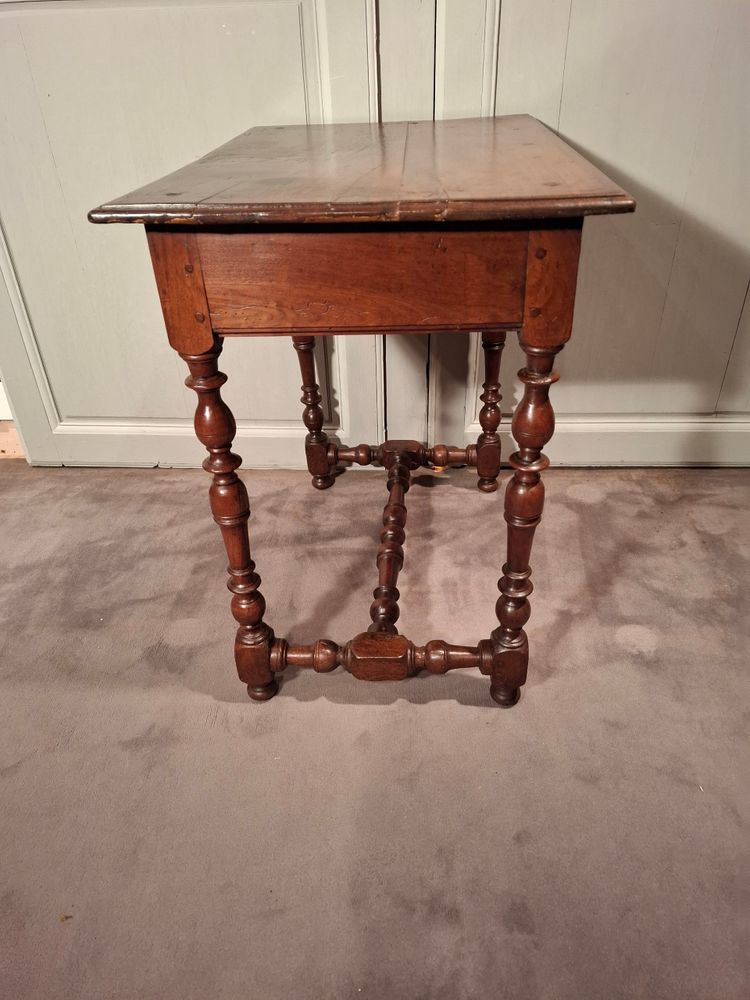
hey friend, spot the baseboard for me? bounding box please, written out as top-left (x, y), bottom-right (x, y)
top-left (48, 421), bottom-right (314, 468)
top-left (489, 416), bottom-right (750, 467)
top-left (32, 414), bottom-right (750, 467)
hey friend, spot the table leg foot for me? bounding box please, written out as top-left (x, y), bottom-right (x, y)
top-left (485, 636), bottom-right (528, 707)
top-left (477, 477), bottom-right (499, 494)
top-left (247, 678), bottom-right (279, 702)
top-left (490, 683), bottom-right (520, 707)
top-left (312, 474), bottom-right (335, 490)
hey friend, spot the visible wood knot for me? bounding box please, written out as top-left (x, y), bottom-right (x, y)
top-left (194, 311), bottom-right (206, 323)
top-left (530, 307), bottom-right (541, 318)
top-left (535, 247), bottom-right (547, 259)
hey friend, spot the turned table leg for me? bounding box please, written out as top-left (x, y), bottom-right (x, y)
top-left (484, 226), bottom-right (581, 705)
top-left (181, 337), bottom-right (277, 702)
top-left (476, 331), bottom-right (507, 493)
top-left (292, 336), bottom-right (334, 490)
top-left (489, 341), bottom-right (562, 706)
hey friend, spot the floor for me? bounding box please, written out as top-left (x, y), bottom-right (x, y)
top-left (0, 461), bottom-right (747, 1000)
top-left (0, 421), bottom-right (24, 460)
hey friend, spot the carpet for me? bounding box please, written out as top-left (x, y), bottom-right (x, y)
top-left (0, 461), bottom-right (747, 999)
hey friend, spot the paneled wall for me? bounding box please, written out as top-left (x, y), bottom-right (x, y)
top-left (428, 0), bottom-right (750, 464)
top-left (1, 0), bottom-right (748, 466)
top-left (0, 0), bottom-right (383, 465)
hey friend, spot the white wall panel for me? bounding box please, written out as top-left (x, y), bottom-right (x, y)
top-left (486, 0), bottom-right (750, 463)
top-left (435, 0), bottom-right (498, 119)
top-left (495, 0), bottom-right (571, 123)
top-left (555, 0), bottom-right (723, 416)
top-left (378, 0), bottom-right (435, 121)
top-left (653, 0), bottom-right (750, 414)
top-left (0, 0), bottom-right (383, 466)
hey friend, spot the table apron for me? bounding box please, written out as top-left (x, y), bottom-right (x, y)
top-left (196, 229), bottom-right (528, 334)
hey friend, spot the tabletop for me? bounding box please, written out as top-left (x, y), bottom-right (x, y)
top-left (89, 115), bottom-right (634, 227)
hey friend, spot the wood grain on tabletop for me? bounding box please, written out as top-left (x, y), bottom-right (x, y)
top-left (89, 115), bottom-right (635, 225)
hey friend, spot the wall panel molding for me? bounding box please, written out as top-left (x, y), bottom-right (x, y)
top-left (0, 220), bottom-right (59, 430)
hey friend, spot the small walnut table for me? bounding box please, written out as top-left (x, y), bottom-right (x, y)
top-left (90, 115), bottom-right (634, 707)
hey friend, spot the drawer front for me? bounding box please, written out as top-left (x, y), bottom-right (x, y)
top-left (197, 230), bottom-right (527, 334)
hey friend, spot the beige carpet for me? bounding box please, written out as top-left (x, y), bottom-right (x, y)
top-left (0, 460), bottom-right (747, 1000)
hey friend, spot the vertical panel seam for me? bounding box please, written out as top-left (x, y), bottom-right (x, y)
top-left (555, 0), bottom-right (574, 129)
top-left (714, 277), bottom-right (750, 414)
top-left (431, 0), bottom-right (438, 120)
top-left (373, 0), bottom-right (383, 124)
top-left (309, 0), bottom-right (333, 124)
top-left (427, 0), bottom-right (437, 441)
top-left (488, 0), bottom-right (502, 116)
top-left (373, 0), bottom-right (384, 432)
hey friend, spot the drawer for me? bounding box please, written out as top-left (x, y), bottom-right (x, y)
top-left (196, 229), bottom-right (527, 334)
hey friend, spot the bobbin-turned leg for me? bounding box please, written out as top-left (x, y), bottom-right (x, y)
top-left (181, 337), bottom-right (277, 702)
top-left (368, 451), bottom-right (411, 634)
top-left (292, 336), bottom-right (334, 490)
top-left (489, 342), bottom-right (562, 706)
top-left (476, 331), bottom-right (507, 493)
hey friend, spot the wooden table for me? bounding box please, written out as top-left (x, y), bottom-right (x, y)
top-left (90, 115), bottom-right (634, 707)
